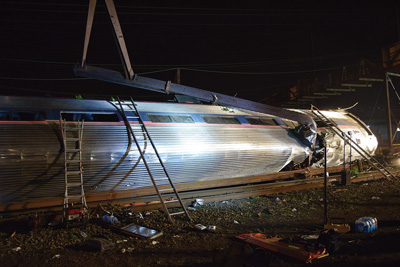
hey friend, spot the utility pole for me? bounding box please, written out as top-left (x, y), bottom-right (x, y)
top-left (385, 72), bottom-right (393, 149)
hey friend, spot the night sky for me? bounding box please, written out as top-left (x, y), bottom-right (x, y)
top-left (1, 1), bottom-right (400, 105)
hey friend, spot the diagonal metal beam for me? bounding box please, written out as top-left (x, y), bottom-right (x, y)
top-left (74, 65), bottom-right (317, 139)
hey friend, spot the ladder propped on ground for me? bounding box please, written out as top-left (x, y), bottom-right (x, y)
top-left (114, 96), bottom-right (191, 224)
top-left (311, 105), bottom-right (398, 181)
top-left (60, 117), bottom-right (88, 226)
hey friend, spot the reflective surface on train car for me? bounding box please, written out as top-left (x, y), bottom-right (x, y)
top-left (0, 96), bottom-right (311, 203)
top-left (301, 110), bottom-right (378, 167)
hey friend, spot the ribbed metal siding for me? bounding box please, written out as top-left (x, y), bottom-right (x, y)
top-left (0, 122), bottom-right (309, 203)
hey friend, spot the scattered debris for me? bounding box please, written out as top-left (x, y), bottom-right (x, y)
top-left (355, 217), bottom-right (378, 232)
top-left (233, 220), bottom-right (240, 224)
top-left (194, 224), bottom-right (207, 231)
top-left (324, 218), bottom-right (351, 234)
top-left (11, 247), bottom-right (21, 252)
top-left (275, 197), bottom-right (281, 202)
top-left (151, 241), bottom-right (159, 245)
top-left (120, 248), bottom-right (126, 253)
top-left (237, 233), bottom-right (326, 263)
top-left (103, 214), bottom-right (119, 225)
top-left (317, 229), bottom-right (341, 254)
top-left (208, 225), bottom-right (216, 232)
top-left (192, 199), bottom-right (204, 207)
top-left (292, 208), bottom-right (297, 212)
top-left (80, 231), bottom-right (88, 238)
top-left (126, 247), bottom-right (134, 253)
top-left (10, 231), bottom-right (16, 238)
top-left (301, 234), bottom-right (319, 240)
top-left (52, 254), bottom-right (60, 259)
top-left (117, 223), bottom-right (163, 239)
top-left (371, 196), bottom-right (380, 200)
top-left (187, 207), bottom-right (196, 211)
top-left (116, 239), bottom-right (128, 244)
top-left (143, 211), bottom-right (152, 216)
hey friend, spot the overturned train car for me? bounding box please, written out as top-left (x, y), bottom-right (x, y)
top-left (0, 96), bottom-right (377, 204)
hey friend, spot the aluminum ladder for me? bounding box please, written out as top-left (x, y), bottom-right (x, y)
top-left (114, 96), bottom-right (191, 224)
top-left (60, 117), bottom-right (88, 225)
top-left (311, 105), bottom-right (397, 181)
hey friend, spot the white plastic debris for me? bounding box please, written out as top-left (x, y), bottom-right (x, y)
top-left (116, 240), bottom-right (128, 244)
top-left (127, 247), bottom-right (134, 253)
top-left (275, 197), bottom-right (281, 202)
top-left (11, 247), bottom-right (21, 252)
top-left (233, 220), bottom-right (240, 224)
top-left (208, 225), bottom-right (216, 232)
top-left (292, 208), bottom-right (297, 212)
top-left (121, 248), bottom-right (126, 253)
top-left (193, 199), bottom-right (204, 207)
top-left (52, 254), bottom-right (60, 259)
top-left (151, 241), bottom-right (159, 245)
top-left (194, 224), bottom-right (207, 231)
top-left (372, 196), bottom-right (380, 200)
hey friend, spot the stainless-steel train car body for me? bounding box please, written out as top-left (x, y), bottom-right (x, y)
top-left (297, 109), bottom-right (378, 167)
top-left (0, 96), bottom-right (311, 203)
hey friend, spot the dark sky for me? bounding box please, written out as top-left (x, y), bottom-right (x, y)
top-left (1, 0), bottom-right (400, 102)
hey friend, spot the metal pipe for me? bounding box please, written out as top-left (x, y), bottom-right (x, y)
top-left (385, 72), bottom-right (393, 148)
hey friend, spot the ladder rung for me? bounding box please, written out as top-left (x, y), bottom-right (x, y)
top-left (67, 171), bottom-right (82, 175)
top-left (169, 211), bottom-right (185, 216)
top-left (65, 138), bottom-right (80, 141)
top-left (64, 127), bottom-right (81, 131)
top-left (67, 182), bottom-right (82, 187)
top-left (66, 159), bottom-right (82, 163)
top-left (126, 116), bottom-right (139, 119)
top-left (65, 149), bottom-right (81, 152)
top-left (159, 188), bottom-right (174, 192)
top-left (164, 199), bottom-right (179, 204)
top-left (67, 194), bottom-right (84, 199)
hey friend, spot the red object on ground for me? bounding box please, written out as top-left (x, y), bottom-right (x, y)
top-left (236, 233), bottom-right (326, 263)
top-left (68, 208), bottom-right (83, 215)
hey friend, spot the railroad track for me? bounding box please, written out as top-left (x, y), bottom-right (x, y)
top-left (1, 165), bottom-right (398, 215)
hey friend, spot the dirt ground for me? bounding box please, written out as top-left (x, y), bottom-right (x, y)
top-left (1, 177), bottom-right (400, 267)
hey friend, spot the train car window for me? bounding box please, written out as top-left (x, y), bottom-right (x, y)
top-left (147, 114), bottom-right (172, 123)
top-left (202, 116), bottom-right (221, 124)
top-left (245, 117), bottom-right (276, 125)
top-left (0, 111), bottom-right (10, 120)
top-left (61, 112), bottom-right (119, 122)
top-left (220, 117), bottom-right (240, 124)
top-left (245, 117), bottom-right (264, 125)
top-left (171, 115), bottom-right (195, 123)
top-left (147, 114), bottom-right (195, 123)
top-left (202, 116), bottom-right (241, 124)
top-left (281, 119), bottom-right (300, 129)
top-left (260, 118), bottom-right (277, 125)
top-left (0, 111), bottom-right (45, 121)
